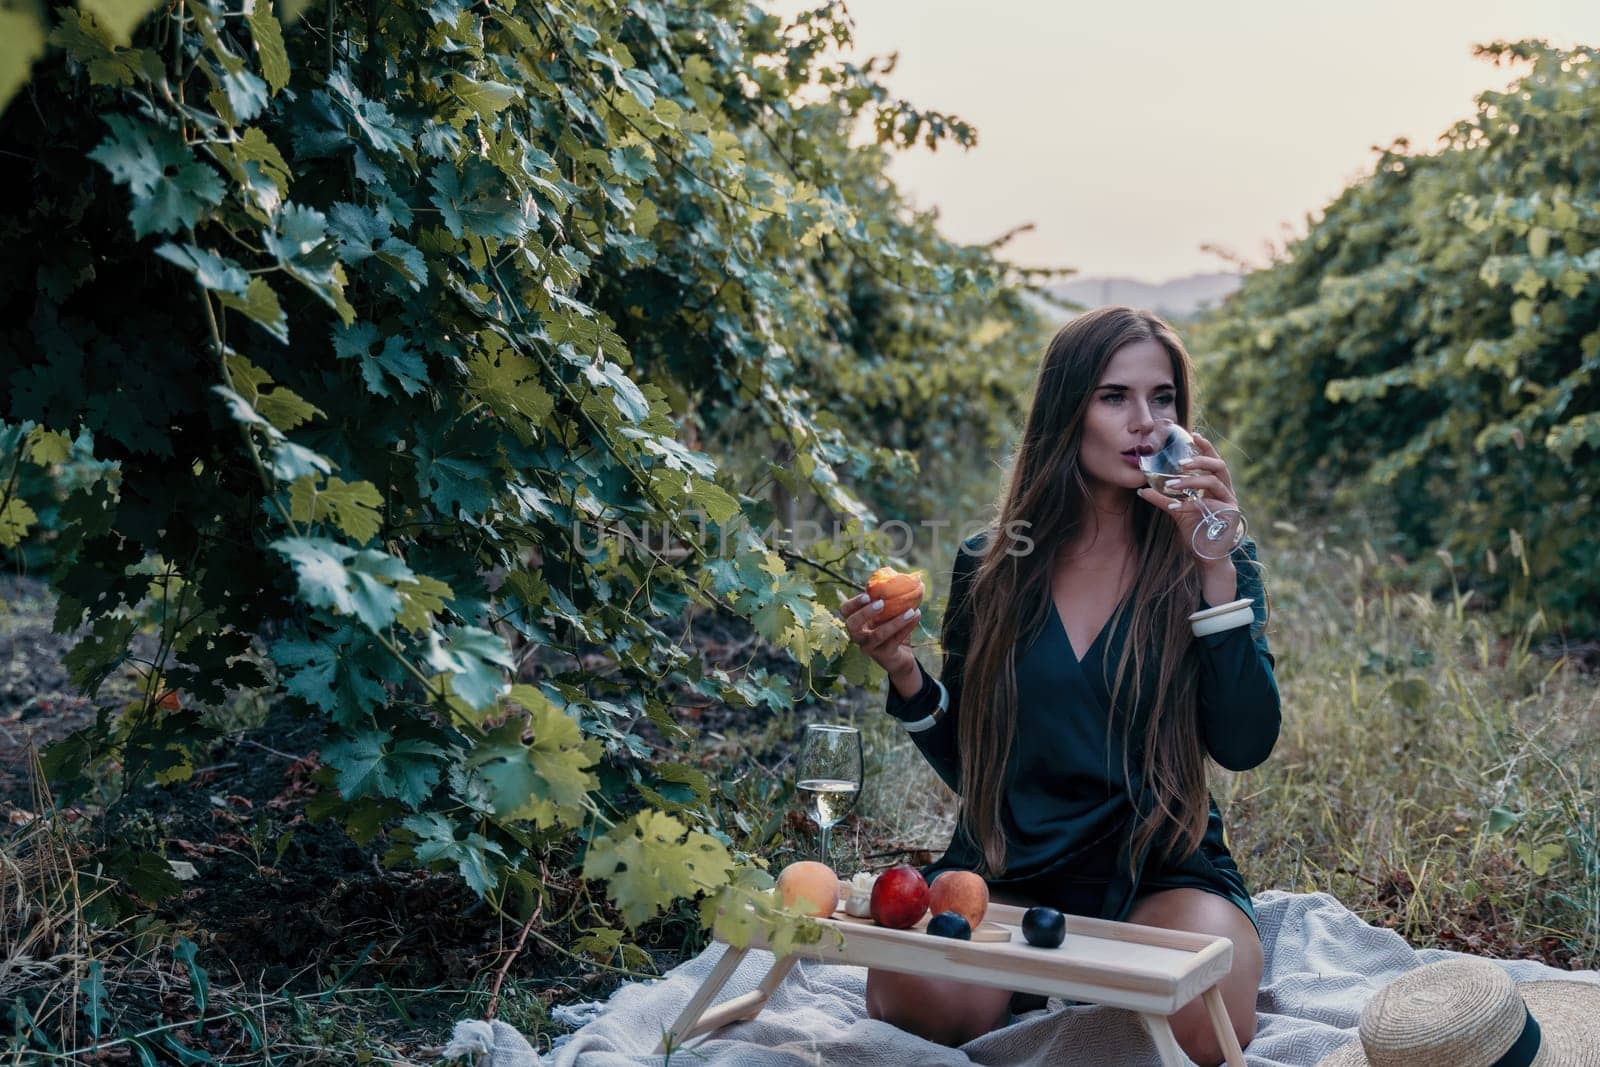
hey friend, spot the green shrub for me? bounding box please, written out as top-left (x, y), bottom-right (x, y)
top-left (1192, 40), bottom-right (1599, 633)
top-left (0, 0), bottom-right (1045, 938)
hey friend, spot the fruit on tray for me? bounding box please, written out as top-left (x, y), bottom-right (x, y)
top-left (865, 567), bottom-right (924, 618)
top-left (926, 910), bottom-right (972, 940)
top-left (928, 869), bottom-right (989, 930)
top-left (1021, 905), bottom-right (1066, 948)
top-left (776, 860), bottom-right (840, 918)
top-left (869, 863), bottom-right (931, 929)
top-left (843, 871), bottom-right (878, 917)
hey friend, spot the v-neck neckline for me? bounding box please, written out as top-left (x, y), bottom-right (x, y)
top-left (1050, 586), bottom-right (1131, 668)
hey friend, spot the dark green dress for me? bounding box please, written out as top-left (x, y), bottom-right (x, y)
top-left (885, 531), bottom-right (1279, 937)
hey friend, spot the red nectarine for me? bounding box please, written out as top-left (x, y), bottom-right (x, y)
top-left (869, 864), bottom-right (930, 929)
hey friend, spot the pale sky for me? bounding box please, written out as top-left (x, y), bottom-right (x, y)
top-left (763, 1), bottom-right (1600, 282)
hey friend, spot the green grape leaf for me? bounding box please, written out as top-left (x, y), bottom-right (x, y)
top-left (265, 203), bottom-right (352, 320)
top-left (45, 11), bottom-right (151, 87)
top-left (328, 201), bottom-right (391, 259)
top-left (1527, 226), bottom-right (1550, 258)
top-left (373, 335), bottom-right (431, 396)
top-left (396, 573), bottom-right (454, 633)
top-left (452, 75), bottom-right (518, 119)
top-left (215, 68), bottom-right (268, 123)
top-left (246, 0), bottom-right (289, 94)
top-left (427, 158), bottom-right (530, 239)
top-left (63, 614), bottom-right (138, 694)
top-left (271, 632), bottom-right (387, 725)
top-left (288, 475), bottom-right (384, 543)
top-left (467, 688), bottom-right (599, 827)
top-left (423, 625), bottom-right (511, 708)
top-left (689, 476), bottom-right (740, 524)
top-left (154, 243), bottom-right (249, 297)
top-left (264, 202), bottom-right (331, 266)
top-left (582, 811), bottom-right (735, 928)
top-left (322, 728), bottom-right (447, 807)
top-left (89, 115), bottom-right (225, 237)
top-left (121, 705), bottom-right (215, 787)
top-left (0, 498), bottom-right (38, 548)
top-left (270, 537), bottom-right (412, 632)
top-left (581, 358), bottom-right (649, 422)
top-left (108, 848), bottom-right (182, 905)
top-left (224, 353), bottom-right (323, 430)
top-left (414, 424), bottom-right (494, 515)
top-left (332, 323), bottom-right (431, 397)
top-left (466, 346), bottom-right (553, 429)
top-left (634, 761), bottom-right (711, 814)
top-left (607, 144), bottom-right (654, 183)
top-left (216, 277), bottom-right (289, 343)
top-left (78, 0), bottom-right (162, 48)
top-left (26, 427), bottom-right (74, 464)
top-left (267, 438), bottom-right (335, 481)
top-left (234, 125), bottom-right (291, 191)
top-left (400, 812), bottom-right (506, 896)
top-left (624, 429), bottom-right (717, 477)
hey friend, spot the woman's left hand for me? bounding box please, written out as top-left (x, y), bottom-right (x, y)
top-left (1135, 431), bottom-right (1237, 560)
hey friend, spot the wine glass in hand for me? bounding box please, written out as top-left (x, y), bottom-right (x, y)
top-left (1139, 419), bottom-right (1248, 560)
top-left (796, 724), bottom-right (863, 868)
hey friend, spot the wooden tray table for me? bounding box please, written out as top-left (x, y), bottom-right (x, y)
top-left (659, 900), bottom-right (1245, 1066)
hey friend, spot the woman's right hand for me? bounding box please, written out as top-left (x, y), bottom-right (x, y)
top-left (839, 592), bottom-right (921, 677)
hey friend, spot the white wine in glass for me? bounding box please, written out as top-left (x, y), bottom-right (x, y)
top-left (797, 778), bottom-right (860, 827)
top-left (796, 724), bottom-right (863, 867)
top-left (1138, 419), bottom-right (1248, 561)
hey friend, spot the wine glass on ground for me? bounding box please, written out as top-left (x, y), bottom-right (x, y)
top-left (1139, 419), bottom-right (1248, 561)
top-left (796, 723), bottom-right (863, 868)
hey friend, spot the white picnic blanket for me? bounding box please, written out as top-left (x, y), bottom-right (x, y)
top-left (445, 890), bottom-right (1599, 1066)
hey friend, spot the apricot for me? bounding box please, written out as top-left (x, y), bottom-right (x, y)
top-left (776, 860), bottom-right (841, 918)
top-left (866, 567), bottom-right (924, 619)
top-left (928, 869), bottom-right (989, 930)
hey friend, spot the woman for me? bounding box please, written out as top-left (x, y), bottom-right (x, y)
top-left (839, 306), bottom-right (1279, 1065)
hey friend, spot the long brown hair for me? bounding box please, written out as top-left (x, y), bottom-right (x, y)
top-left (951, 305), bottom-right (1239, 878)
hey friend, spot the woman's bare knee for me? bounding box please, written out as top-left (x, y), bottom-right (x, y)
top-left (865, 969), bottom-right (1011, 1046)
top-left (1125, 889), bottom-right (1262, 1065)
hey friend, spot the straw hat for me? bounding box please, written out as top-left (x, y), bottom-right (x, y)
top-left (1317, 957), bottom-right (1600, 1066)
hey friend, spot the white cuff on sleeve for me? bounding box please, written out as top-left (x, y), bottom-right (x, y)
top-left (902, 679), bottom-right (949, 733)
top-left (1190, 597), bottom-right (1254, 637)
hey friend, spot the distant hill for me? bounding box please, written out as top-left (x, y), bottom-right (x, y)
top-left (1043, 272), bottom-right (1244, 319)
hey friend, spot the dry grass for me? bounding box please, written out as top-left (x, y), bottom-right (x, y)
top-left (0, 754), bottom-right (462, 1064)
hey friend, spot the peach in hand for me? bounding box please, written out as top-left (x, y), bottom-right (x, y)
top-left (865, 567), bottom-right (924, 619)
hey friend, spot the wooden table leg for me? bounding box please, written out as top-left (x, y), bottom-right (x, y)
top-left (1138, 1011), bottom-right (1190, 1067)
top-left (675, 953), bottom-right (799, 1041)
top-left (655, 944), bottom-right (748, 1054)
top-left (754, 954), bottom-right (799, 1002)
top-left (1203, 985), bottom-right (1246, 1067)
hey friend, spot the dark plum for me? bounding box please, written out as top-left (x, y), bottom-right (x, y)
top-left (1021, 906), bottom-right (1066, 948)
top-left (925, 910), bottom-right (972, 940)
